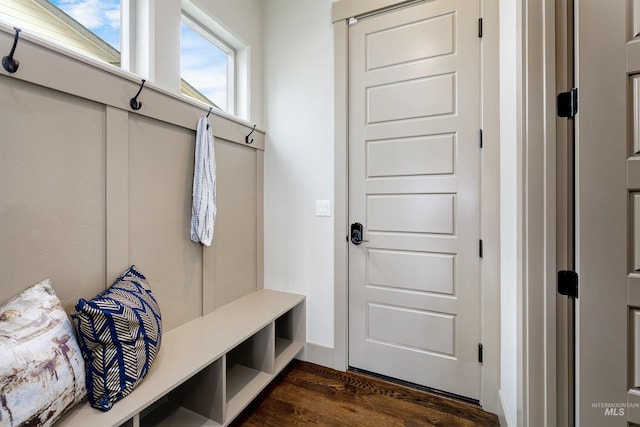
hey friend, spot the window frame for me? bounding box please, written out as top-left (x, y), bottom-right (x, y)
top-left (0, 0), bottom-right (124, 68)
top-left (180, 12), bottom-right (236, 115)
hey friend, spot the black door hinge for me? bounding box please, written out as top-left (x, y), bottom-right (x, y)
top-left (558, 270), bottom-right (579, 298)
top-left (478, 18), bottom-right (483, 38)
top-left (478, 343), bottom-right (483, 363)
top-left (557, 88), bottom-right (578, 118)
top-left (479, 129), bottom-right (483, 148)
top-left (479, 240), bottom-right (483, 258)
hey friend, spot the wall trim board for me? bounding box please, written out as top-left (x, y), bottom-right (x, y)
top-left (517, 0), bottom-right (558, 425)
top-left (0, 23), bottom-right (265, 151)
top-left (105, 106), bottom-right (130, 284)
top-left (332, 0), bottom-right (415, 22)
top-left (302, 342), bottom-right (335, 368)
top-left (256, 149), bottom-right (265, 291)
top-left (333, 17), bottom-right (349, 373)
top-left (497, 389), bottom-right (513, 427)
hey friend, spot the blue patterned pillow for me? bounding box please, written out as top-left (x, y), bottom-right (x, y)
top-left (72, 265), bottom-right (162, 411)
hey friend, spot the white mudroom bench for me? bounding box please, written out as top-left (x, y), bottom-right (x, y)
top-left (57, 289), bottom-right (306, 427)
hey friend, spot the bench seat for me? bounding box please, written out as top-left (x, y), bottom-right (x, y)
top-left (56, 289), bottom-right (306, 427)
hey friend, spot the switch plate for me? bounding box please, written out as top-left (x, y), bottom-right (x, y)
top-left (315, 200), bottom-right (331, 217)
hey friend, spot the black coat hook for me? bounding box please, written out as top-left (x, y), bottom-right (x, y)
top-left (245, 124), bottom-right (256, 145)
top-left (3, 27), bottom-right (22, 74)
top-left (129, 79), bottom-right (146, 110)
top-left (206, 107), bottom-right (212, 129)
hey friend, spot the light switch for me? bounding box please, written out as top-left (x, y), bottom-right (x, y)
top-left (315, 200), bottom-right (331, 217)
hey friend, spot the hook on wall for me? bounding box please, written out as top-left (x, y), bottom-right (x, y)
top-left (129, 79), bottom-right (146, 110)
top-left (206, 107), bottom-right (212, 129)
top-left (245, 124), bottom-right (256, 145)
top-left (2, 27), bottom-right (22, 74)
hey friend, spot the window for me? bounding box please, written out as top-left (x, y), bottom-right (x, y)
top-left (180, 14), bottom-right (234, 114)
top-left (0, 0), bottom-right (122, 67)
top-left (0, 1), bottom-right (246, 117)
top-left (49, 0), bottom-right (121, 51)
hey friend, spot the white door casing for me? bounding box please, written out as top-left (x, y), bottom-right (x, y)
top-left (542, 0), bottom-right (628, 425)
top-left (347, 0), bottom-right (482, 400)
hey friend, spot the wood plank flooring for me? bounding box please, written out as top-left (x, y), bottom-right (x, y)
top-left (231, 361), bottom-right (499, 426)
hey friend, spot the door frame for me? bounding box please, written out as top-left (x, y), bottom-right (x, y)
top-left (519, 0), bottom-right (628, 425)
top-left (331, 0), bottom-right (501, 413)
top-left (517, 0), bottom-right (559, 425)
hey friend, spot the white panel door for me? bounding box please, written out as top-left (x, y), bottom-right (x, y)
top-left (570, 0), bottom-right (627, 425)
top-left (348, 0), bottom-right (482, 399)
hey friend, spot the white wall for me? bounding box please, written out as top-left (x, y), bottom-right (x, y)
top-left (499, 0), bottom-right (518, 425)
top-left (263, 0), bottom-right (335, 350)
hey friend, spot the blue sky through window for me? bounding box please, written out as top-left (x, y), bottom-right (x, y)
top-left (47, 1), bottom-right (230, 112)
top-left (180, 22), bottom-right (228, 111)
top-left (49, 0), bottom-right (121, 51)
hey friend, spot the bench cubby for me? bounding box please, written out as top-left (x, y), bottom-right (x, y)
top-left (275, 301), bottom-right (306, 372)
top-left (57, 290), bottom-right (306, 427)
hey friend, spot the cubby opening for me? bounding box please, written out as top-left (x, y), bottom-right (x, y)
top-left (171, 357), bottom-right (225, 425)
top-left (225, 325), bottom-right (274, 421)
top-left (275, 302), bottom-right (306, 371)
top-left (118, 418), bottom-right (135, 427)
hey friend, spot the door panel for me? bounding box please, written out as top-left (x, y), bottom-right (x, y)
top-left (573, 0), bottom-right (627, 425)
top-left (367, 135), bottom-right (456, 177)
top-left (367, 303), bottom-right (455, 355)
top-left (634, 310), bottom-right (640, 389)
top-left (367, 249), bottom-right (455, 295)
top-left (366, 12), bottom-right (455, 69)
top-left (348, 0), bottom-right (481, 399)
top-left (635, 194), bottom-right (640, 272)
top-left (367, 74), bottom-right (456, 122)
top-left (367, 194), bottom-right (455, 234)
top-left (629, 10), bottom-right (640, 420)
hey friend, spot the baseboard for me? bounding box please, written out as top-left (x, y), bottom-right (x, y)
top-left (497, 389), bottom-right (513, 427)
top-left (299, 342), bottom-right (335, 368)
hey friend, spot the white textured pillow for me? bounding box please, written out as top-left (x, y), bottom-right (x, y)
top-left (0, 279), bottom-right (86, 426)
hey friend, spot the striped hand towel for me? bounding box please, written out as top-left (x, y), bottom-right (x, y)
top-left (191, 117), bottom-right (217, 246)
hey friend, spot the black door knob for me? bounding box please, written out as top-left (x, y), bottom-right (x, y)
top-left (350, 222), bottom-right (368, 245)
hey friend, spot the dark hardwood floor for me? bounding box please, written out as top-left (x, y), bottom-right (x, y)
top-left (231, 361), bottom-right (499, 426)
